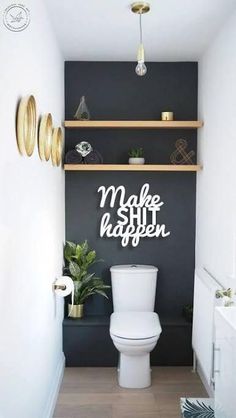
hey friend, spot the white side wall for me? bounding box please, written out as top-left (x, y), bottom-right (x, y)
top-left (196, 10), bottom-right (236, 288)
top-left (0, 1), bottom-right (65, 417)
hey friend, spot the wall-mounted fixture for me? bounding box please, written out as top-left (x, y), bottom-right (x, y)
top-left (131, 2), bottom-right (150, 77)
top-left (38, 113), bottom-right (53, 161)
top-left (17, 95), bottom-right (37, 156)
top-left (53, 277), bottom-right (75, 316)
top-left (51, 127), bottom-right (63, 166)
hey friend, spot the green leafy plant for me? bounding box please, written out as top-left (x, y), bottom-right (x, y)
top-left (64, 240), bottom-right (110, 305)
top-left (128, 147), bottom-right (144, 158)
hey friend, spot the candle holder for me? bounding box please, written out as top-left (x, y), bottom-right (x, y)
top-left (161, 111), bottom-right (174, 121)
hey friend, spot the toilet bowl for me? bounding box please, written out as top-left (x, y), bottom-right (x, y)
top-left (110, 311), bottom-right (162, 388)
top-left (110, 265), bottom-right (162, 389)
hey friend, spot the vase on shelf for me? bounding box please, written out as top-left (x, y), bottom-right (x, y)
top-left (128, 157), bottom-right (145, 165)
top-left (128, 148), bottom-right (144, 165)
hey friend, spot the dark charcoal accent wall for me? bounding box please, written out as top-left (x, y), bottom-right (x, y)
top-left (63, 316), bottom-right (192, 367)
top-left (64, 61), bottom-right (197, 365)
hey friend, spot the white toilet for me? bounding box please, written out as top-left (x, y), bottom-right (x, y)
top-left (110, 264), bottom-right (162, 389)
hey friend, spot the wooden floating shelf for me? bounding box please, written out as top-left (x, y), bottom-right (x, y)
top-left (64, 120), bottom-right (203, 129)
top-left (64, 164), bottom-right (201, 172)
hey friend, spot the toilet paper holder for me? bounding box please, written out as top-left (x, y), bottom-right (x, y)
top-left (53, 284), bottom-right (66, 291)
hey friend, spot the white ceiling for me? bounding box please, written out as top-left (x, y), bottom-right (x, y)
top-left (46, 0), bottom-right (236, 61)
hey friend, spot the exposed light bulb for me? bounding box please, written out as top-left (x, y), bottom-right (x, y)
top-left (135, 60), bottom-right (147, 76)
top-left (135, 43), bottom-right (147, 76)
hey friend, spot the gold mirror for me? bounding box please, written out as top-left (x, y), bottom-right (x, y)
top-left (51, 127), bottom-right (63, 167)
top-left (17, 95), bottom-right (37, 156)
top-left (38, 113), bottom-right (53, 161)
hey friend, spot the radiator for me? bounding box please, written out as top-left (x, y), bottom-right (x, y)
top-left (192, 268), bottom-right (223, 387)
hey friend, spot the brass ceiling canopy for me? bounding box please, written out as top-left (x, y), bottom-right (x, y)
top-left (131, 2), bottom-right (150, 14)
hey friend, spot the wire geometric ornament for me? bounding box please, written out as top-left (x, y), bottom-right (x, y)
top-left (170, 139), bottom-right (195, 165)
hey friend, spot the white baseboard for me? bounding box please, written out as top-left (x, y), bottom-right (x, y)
top-left (43, 353), bottom-right (65, 418)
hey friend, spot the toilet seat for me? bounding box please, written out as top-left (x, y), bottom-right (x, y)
top-left (111, 334), bottom-right (158, 348)
top-left (110, 311), bottom-right (161, 340)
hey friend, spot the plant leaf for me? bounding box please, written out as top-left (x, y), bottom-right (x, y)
top-left (64, 241), bottom-right (76, 262)
top-left (81, 240), bottom-right (88, 255)
top-left (69, 261), bottom-right (81, 279)
top-left (75, 244), bottom-right (83, 260)
top-left (86, 250), bottom-right (96, 265)
top-left (95, 289), bottom-right (109, 299)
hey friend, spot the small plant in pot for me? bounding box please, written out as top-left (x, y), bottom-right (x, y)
top-left (128, 147), bottom-right (145, 165)
top-left (64, 240), bottom-right (110, 318)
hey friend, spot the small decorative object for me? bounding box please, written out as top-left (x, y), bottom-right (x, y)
top-left (65, 141), bottom-right (103, 164)
top-left (64, 240), bottom-right (110, 318)
top-left (170, 138), bottom-right (195, 165)
top-left (84, 150), bottom-right (103, 164)
top-left (74, 96), bottom-right (90, 120)
top-left (38, 113), bottom-right (53, 161)
top-left (51, 127), bottom-right (63, 167)
top-left (128, 147), bottom-right (145, 164)
top-left (161, 111), bottom-right (174, 121)
top-left (17, 95), bottom-right (37, 156)
top-left (75, 141), bottom-right (93, 157)
top-left (65, 149), bottom-right (83, 164)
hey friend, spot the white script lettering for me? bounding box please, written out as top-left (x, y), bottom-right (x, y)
top-left (98, 183), bottom-right (170, 247)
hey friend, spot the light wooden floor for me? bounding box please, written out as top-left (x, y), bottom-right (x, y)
top-left (53, 367), bottom-right (207, 418)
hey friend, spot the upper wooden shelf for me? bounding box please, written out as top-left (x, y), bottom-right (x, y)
top-left (64, 120), bottom-right (203, 129)
top-left (64, 164), bottom-right (201, 172)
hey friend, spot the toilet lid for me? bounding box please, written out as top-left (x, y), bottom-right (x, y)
top-left (110, 312), bottom-right (161, 339)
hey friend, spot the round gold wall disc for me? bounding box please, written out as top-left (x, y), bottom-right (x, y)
top-left (51, 127), bottom-right (63, 167)
top-left (17, 95), bottom-right (37, 156)
top-left (131, 2), bottom-right (150, 14)
top-left (38, 113), bottom-right (53, 161)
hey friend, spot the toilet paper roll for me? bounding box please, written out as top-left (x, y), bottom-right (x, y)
top-left (54, 276), bottom-right (74, 315)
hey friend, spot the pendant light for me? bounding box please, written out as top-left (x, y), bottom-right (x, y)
top-left (131, 2), bottom-right (150, 77)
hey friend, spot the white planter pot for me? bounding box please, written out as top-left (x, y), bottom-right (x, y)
top-left (129, 157), bottom-right (145, 165)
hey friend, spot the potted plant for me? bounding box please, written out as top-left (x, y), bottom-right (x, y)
top-left (64, 240), bottom-right (110, 318)
top-left (128, 147), bottom-right (145, 164)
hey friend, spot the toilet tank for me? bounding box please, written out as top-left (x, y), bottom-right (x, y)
top-left (110, 264), bottom-right (158, 312)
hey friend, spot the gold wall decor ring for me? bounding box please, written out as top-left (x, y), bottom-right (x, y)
top-left (38, 113), bottom-right (53, 161)
top-left (17, 95), bottom-right (37, 156)
top-left (51, 127), bottom-right (63, 167)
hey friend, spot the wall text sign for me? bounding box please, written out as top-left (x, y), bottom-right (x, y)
top-left (97, 183), bottom-right (170, 247)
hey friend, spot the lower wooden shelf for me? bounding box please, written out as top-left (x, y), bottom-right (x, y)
top-left (64, 164), bottom-right (201, 172)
